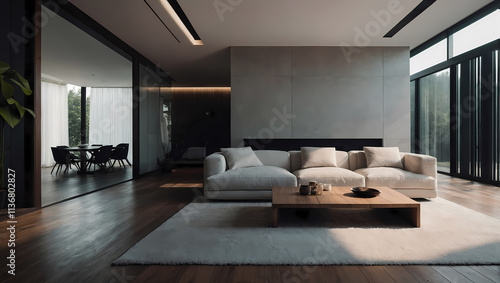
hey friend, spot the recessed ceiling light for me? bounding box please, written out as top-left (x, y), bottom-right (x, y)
top-left (384, 0), bottom-right (436, 38)
top-left (158, 0), bottom-right (203, 45)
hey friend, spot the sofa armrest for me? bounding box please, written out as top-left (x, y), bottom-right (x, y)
top-left (204, 153), bottom-right (227, 180)
top-left (403, 153), bottom-right (437, 179)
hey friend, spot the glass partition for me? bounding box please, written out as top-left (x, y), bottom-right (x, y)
top-left (138, 64), bottom-right (171, 175)
top-left (41, 5), bottom-right (133, 206)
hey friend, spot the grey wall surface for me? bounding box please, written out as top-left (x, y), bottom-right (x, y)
top-left (230, 46), bottom-right (410, 151)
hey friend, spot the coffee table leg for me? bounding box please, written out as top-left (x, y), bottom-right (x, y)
top-left (272, 207), bottom-right (278, 228)
top-left (409, 206), bottom-right (420, 227)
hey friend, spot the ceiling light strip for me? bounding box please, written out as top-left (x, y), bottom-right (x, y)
top-left (144, 0), bottom-right (180, 43)
top-left (383, 0), bottom-right (437, 38)
top-left (160, 0), bottom-right (203, 45)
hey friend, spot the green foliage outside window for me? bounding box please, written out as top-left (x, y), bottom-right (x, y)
top-left (67, 87), bottom-right (89, 147)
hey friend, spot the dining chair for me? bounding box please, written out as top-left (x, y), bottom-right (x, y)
top-left (109, 143), bottom-right (132, 168)
top-left (86, 144), bottom-right (103, 160)
top-left (51, 147), bottom-right (80, 174)
top-left (87, 145), bottom-right (113, 174)
top-left (56, 145), bottom-right (81, 168)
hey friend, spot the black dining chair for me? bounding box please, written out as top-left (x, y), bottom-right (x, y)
top-left (109, 143), bottom-right (132, 168)
top-left (87, 145), bottom-right (113, 174)
top-left (56, 145), bottom-right (80, 167)
top-left (51, 147), bottom-right (80, 174)
top-left (86, 144), bottom-right (103, 160)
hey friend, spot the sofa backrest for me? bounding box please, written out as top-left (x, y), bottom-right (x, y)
top-left (348, 150), bottom-right (367, 170)
top-left (254, 150), bottom-right (291, 171)
top-left (348, 150), bottom-right (406, 170)
top-left (289, 150), bottom-right (349, 172)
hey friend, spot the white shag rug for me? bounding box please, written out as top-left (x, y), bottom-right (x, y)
top-left (114, 197), bottom-right (500, 265)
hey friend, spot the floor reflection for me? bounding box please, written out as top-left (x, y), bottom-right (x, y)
top-left (41, 165), bottom-right (133, 206)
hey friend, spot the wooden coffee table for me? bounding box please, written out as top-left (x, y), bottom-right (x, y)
top-left (272, 186), bottom-right (420, 227)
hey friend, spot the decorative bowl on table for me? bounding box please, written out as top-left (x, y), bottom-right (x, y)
top-left (77, 144), bottom-right (88, 148)
top-left (351, 187), bottom-right (380, 198)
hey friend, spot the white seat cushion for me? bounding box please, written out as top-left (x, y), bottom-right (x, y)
top-left (355, 167), bottom-right (436, 189)
top-left (207, 166), bottom-right (297, 191)
top-left (294, 167), bottom-right (365, 187)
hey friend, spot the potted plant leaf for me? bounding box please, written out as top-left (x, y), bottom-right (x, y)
top-left (0, 61), bottom-right (34, 209)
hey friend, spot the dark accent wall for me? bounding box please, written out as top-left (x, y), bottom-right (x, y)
top-left (171, 88), bottom-right (230, 159)
top-left (244, 138), bottom-right (383, 152)
top-left (1, 0), bottom-right (38, 208)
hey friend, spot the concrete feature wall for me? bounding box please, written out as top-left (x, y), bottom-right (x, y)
top-left (230, 46), bottom-right (410, 151)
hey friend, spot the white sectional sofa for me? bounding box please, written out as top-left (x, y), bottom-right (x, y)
top-left (204, 147), bottom-right (437, 200)
top-left (204, 150), bottom-right (297, 200)
top-left (349, 150), bottom-right (438, 199)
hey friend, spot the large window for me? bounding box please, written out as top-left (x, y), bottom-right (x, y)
top-left (410, 39), bottom-right (447, 75)
top-left (418, 70), bottom-right (450, 172)
top-left (454, 53), bottom-right (500, 182)
top-left (451, 9), bottom-right (500, 57)
top-left (494, 50), bottom-right (500, 182)
top-left (411, 3), bottom-right (500, 185)
top-left (410, 81), bottom-right (416, 152)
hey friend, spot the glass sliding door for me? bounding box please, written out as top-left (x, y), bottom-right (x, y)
top-left (418, 69), bottom-right (451, 172)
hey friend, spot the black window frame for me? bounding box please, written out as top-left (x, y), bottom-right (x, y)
top-left (411, 1), bottom-right (500, 186)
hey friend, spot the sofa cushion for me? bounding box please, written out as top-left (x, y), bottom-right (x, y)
top-left (207, 166), bottom-right (297, 191)
top-left (355, 167), bottom-right (436, 189)
top-left (294, 167), bottom-right (365, 187)
top-left (254, 150), bottom-right (291, 170)
top-left (290, 150), bottom-right (349, 171)
top-left (220, 147), bottom-right (263, 170)
top-left (301, 147), bottom-right (337, 168)
top-left (364, 147), bottom-right (404, 169)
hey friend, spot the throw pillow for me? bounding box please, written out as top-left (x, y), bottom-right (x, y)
top-left (301, 147), bottom-right (337, 168)
top-left (363, 146), bottom-right (403, 168)
top-left (220, 147), bottom-right (263, 170)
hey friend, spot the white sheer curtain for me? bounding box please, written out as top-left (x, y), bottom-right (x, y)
top-left (41, 81), bottom-right (69, 167)
top-left (89, 88), bottom-right (133, 162)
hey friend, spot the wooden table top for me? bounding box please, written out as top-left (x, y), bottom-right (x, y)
top-left (272, 186), bottom-right (420, 209)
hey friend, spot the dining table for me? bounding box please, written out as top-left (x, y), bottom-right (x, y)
top-left (60, 145), bottom-right (102, 174)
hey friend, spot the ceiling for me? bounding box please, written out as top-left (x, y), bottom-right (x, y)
top-left (41, 7), bottom-right (133, 87)
top-left (58, 0), bottom-right (494, 87)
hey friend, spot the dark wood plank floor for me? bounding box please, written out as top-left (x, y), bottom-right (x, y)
top-left (41, 165), bottom-right (133, 207)
top-left (1, 169), bottom-right (499, 283)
